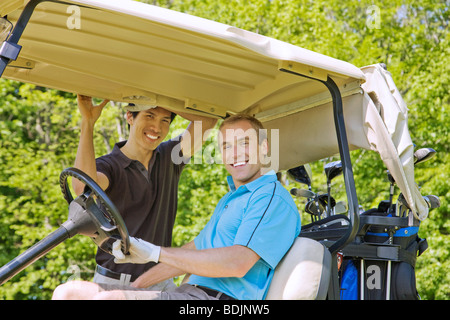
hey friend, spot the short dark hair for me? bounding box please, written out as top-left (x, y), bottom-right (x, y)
top-left (219, 114), bottom-right (267, 144)
top-left (130, 110), bottom-right (176, 123)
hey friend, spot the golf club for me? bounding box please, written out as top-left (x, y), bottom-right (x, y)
top-left (324, 161), bottom-right (343, 217)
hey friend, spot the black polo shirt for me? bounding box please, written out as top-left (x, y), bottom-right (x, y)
top-left (95, 138), bottom-right (188, 279)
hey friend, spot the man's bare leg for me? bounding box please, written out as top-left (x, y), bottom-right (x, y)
top-left (52, 281), bottom-right (103, 300)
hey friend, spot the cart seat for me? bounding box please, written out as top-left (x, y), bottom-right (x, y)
top-left (265, 237), bottom-right (331, 300)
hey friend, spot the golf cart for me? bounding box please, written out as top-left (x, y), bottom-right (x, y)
top-left (0, 0), bottom-right (440, 299)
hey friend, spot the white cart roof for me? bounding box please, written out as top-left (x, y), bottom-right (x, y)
top-left (1, 0), bottom-right (364, 111)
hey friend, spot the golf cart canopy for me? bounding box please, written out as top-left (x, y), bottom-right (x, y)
top-left (0, 0), bottom-right (427, 220)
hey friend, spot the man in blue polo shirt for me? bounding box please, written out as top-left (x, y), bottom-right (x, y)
top-left (187, 171), bottom-right (299, 300)
top-left (52, 114), bottom-right (301, 300)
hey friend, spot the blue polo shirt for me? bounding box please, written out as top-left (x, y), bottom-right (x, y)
top-left (188, 171), bottom-right (301, 300)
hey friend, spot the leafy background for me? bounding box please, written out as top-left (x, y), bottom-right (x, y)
top-left (0, 0), bottom-right (448, 299)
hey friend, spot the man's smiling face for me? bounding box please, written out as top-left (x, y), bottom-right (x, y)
top-left (128, 107), bottom-right (172, 151)
top-left (219, 119), bottom-right (268, 189)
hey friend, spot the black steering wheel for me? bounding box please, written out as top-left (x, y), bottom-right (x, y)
top-left (59, 167), bottom-right (130, 255)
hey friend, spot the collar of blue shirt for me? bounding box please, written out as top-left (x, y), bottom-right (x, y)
top-left (226, 170), bottom-right (277, 192)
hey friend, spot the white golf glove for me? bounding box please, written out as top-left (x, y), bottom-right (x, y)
top-left (112, 237), bottom-right (161, 264)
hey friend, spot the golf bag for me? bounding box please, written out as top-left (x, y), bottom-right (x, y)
top-left (300, 207), bottom-right (428, 300)
top-left (340, 208), bottom-right (428, 300)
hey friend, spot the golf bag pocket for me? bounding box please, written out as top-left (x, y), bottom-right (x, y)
top-left (340, 260), bottom-right (358, 300)
top-left (391, 260), bottom-right (418, 300)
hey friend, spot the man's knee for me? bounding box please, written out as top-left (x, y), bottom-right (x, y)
top-left (92, 290), bottom-right (126, 300)
top-left (52, 281), bottom-right (100, 300)
top-left (52, 282), bottom-right (77, 300)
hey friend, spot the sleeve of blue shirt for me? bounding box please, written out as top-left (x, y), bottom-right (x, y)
top-left (233, 183), bottom-right (301, 270)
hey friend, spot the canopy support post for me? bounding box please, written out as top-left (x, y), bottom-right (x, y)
top-left (319, 76), bottom-right (360, 254)
top-left (280, 69), bottom-right (360, 300)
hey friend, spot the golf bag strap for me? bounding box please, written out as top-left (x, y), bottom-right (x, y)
top-left (398, 248), bottom-right (417, 267)
top-left (342, 244), bottom-right (418, 267)
top-left (417, 238), bottom-right (428, 257)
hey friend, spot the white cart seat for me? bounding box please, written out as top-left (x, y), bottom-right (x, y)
top-left (265, 237), bottom-right (331, 300)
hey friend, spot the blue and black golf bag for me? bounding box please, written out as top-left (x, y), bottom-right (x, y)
top-left (339, 206), bottom-right (428, 300)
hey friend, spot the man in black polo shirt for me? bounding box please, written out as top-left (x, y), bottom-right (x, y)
top-left (72, 95), bottom-right (217, 289)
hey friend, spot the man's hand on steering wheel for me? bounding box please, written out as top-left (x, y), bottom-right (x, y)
top-left (112, 238), bottom-right (161, 264)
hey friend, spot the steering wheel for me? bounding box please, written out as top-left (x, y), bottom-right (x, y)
top-left (59, 167), bottom-right (130, 255)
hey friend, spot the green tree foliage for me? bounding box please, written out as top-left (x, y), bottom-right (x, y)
top-left (0, 0), bottom-right (448, 299)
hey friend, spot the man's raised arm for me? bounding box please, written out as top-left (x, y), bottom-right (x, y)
top-left (73, 94), bottom-right (110, 195)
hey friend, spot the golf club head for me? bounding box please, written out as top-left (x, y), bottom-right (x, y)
top-left (287, 164), bottom-right (312, 187)
top-left (423, 195), bottom-right (440, 209)
top-left (290, 188), bottom-right (315, 199)
top-left (397, 193), bottom-right (410, 209)
top-left (317, 193), bottom-right (336, 208)
top-left (378, 200), bottom-right (391, 213)
top-left (324, 161), bottom-right (343, 182)
top-left (414, 147), bottom-right (436, 165)
top-left (395, 193), bottom-right (410, 217)
top-left (305, 200), bottom-right (325, 216)
top-left (334, 201), bottom-right (348, 214)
